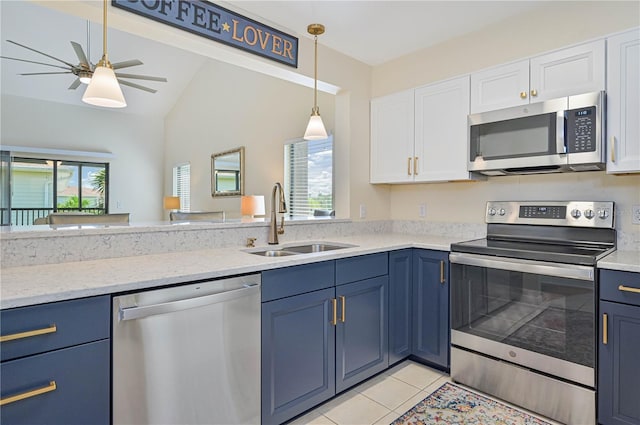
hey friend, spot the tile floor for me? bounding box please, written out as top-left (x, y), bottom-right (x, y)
top-left (288, 360), bottom-right (560, 425)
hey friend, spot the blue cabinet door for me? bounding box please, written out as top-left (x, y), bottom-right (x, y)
top-left (389, 249), bottom-right (413, 364)
top-left (261, 287), bottom-right (336, 425)
top-left (598, 300), bottom-right (640, 425)
top-left (412, 249), bottom-right (449, 369)
top-left (335, 276), bottom-right (389, 393)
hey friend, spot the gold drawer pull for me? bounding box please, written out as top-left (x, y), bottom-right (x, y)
top-left (414, 157), bottom-right (419, 175)
top-left (530, 89), bottom-right (538, 97)
top-left (0, 381), bottom-right (57, 406)
top-left (331, 298), bottom-right (337, 326)
top-left (603, 313), bottom-right (608, 345)
top-left (407, 157), bottom-right (412, 176)
top-left (440, 260), bottom-right (445, 284)
top-left (610, 136), bottom-right (616, 163)
top-left (520, 91), bottom-right (527, 99)
top-left (340, 296), bottom-right (346, 323)
top-left (0, 324), bottom-right (57, 343)
top-left (619, 285), bottom-right (640, 294)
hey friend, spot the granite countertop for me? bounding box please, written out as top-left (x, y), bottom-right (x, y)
top-left (597, 250), bottom-right (640, 273)
top-left (0, 233), bottom-right (456, 309)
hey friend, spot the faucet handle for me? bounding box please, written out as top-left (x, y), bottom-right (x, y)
top-left (277, 217), bottom-right (285, 235)
top-left (246, 237), bottom-right (257, 248)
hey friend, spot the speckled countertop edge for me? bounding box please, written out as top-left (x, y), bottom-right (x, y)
top-left (597, 250), bottom-right (640, 273)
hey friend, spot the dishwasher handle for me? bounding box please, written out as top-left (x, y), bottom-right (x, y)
top-left (119, 283), bottom-right (259, 321)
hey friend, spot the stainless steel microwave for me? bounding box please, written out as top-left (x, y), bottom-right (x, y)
top-left (468, 91), bottom-right (605, 176)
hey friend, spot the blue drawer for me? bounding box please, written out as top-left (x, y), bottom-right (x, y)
top-left (1, 296), bottom-right (110, 361)
top-left (0, 339), bottom-right (110, 425)
top-left (262, 261), bottom-right (335, 302)
top-left (336, 253), bottom-right (388, 286)
top-left (600, 269), bottom-right (640, 307)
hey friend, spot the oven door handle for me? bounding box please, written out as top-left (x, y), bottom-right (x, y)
top-left (449, 252), bottom-right (594, 281)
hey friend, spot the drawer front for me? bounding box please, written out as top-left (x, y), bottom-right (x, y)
top-left (1, 296), bottom-right (110, 361)
top-left (336, 253), bottom-right (388, 286)
top-left (1, 339), bottom-right (110, 425)
top-left (600, 269), bottom-right (640, 307)
top-left (262, 261), bottom-right (335, 302)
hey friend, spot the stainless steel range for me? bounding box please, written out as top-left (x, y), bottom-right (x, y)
top-left (450, 201), bottom-right (615, 425)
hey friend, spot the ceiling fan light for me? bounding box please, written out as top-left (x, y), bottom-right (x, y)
top-left (304, 110), bottom-right (328, 140)
top-left (79, 71), bottom-right (92, 84)
top-left (82, 65), bottom-right (126, 108)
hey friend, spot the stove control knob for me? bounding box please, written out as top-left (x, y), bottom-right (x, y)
top-left (571, 209), bottom-right (581, 219)
top-left (584, 209), bottom-right (595, 220)
top-left (499, 208), bottom-right (506, 216)
top-left (488, 208), bottom-right (497, 216)
top-left (598, 209), bottom-right (610, 219)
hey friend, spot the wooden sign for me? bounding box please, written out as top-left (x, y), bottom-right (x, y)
top-left (112, 0), bottom-right (298, 68)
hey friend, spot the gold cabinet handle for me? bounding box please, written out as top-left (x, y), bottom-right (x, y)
top-left (340, 296), bottom-right (346, 323)
top-left (414, 157), bottom-right (419, 175)
top-left (603, 313), bottom-right (608, 345)
top-left (440, 260), bottom-right (445, 284)
top-left (619, 285), bottom-right (640, 294)
top-left (0, 324), bottom-right (57, 343)
top-left (610, 136), bottom-right (616, 163)
top-left (0, 381), bottom-right (57, 406)
top-left (331, 298), bottom-right (337, 326)
top-left (520, 91), bottom-right (528, 99)
top-left (407, 157), bottom-right (412, 176)
top-left (530, 89), bottom-right (538, 97)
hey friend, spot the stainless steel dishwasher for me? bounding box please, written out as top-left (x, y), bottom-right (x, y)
top-left (112, 274), bottom-right (261, 425)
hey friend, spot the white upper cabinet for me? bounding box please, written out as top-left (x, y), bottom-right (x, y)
top-left (370, 90), bottom-right (414, 183)
top-left (414, 76), bottom-right (472, 182)
top-left (606, 28), bottom-right (640, 174)
top-left (471, 40), bottom-right (606, 114)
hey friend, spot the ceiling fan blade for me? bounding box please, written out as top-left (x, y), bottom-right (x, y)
top-left (114, 73), bottom-right (167, 82)
top-left (0, 55), bottom-right (70, 71)
top-left (69, 78), bottom-right (81, 90)
top-left (7, 40), bottom-right (76, 68)
top-left (118, 79), bottom-right (157, 93)
top-left (19, 71), bottom-right (73, 76)
top-left (111, 59), bottom-right (143, 69)
top-left (70, 41), bottom-right (89, 67)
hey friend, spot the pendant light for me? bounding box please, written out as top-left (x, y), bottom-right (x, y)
top-left (82, 0), bottom-right (126, 108)
top-left (303, 23), bottom-right (328, 140)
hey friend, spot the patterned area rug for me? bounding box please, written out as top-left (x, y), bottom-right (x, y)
top-left (391, 382), bottom-right (552, 425)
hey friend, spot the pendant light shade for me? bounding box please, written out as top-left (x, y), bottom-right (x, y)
top-left (303, 24), bottom-right (327, 140)
top-left (82, 0), bottom-right (127, 108)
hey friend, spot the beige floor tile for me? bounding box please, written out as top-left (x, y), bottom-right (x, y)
top-left (422, 375), bottom-right (452, 395)
top-left (386, 360), bottom-right (445, 390)
top-left (393, 390), bottom-right (429, 416)
top-left (372, 411), bottom-right (401, 425)
top-left (289, 411), bottom-right (338, 425)
top-left (321, 392), bottom-right (391, 425)
top-left (359, 375), bottom-right (422, 410)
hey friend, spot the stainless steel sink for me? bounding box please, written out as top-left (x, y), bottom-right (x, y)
top-left (246, 242), bottom-right (356, 257)
top-left (284, 243), bottom-right (348, 253)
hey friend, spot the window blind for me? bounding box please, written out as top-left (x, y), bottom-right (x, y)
top-left (285, 136), bottom-right (333, 217)
top-left (173, 163), bottom-right (191, 212)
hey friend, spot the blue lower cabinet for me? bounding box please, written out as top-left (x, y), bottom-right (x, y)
top-left (598, 300), bottom-right (640, 425)
top-left (0, 339), bottom-right (110, 425)
top-left (388, 249), bottom-right (413, 364)
top-left (412, 249), bottom-right (449, 369)
top-left (261, 288), bottom-right (336, 425)
top-left (336, 276), bottom-right (389, 392)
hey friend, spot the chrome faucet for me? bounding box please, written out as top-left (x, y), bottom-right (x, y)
top-left (268, 182), bottom-right (287, 244)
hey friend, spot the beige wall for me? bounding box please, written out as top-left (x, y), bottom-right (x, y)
top-left (370, 2), bottom-right (640, 239)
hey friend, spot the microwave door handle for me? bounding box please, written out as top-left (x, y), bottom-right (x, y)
top-left (557, 113), bottom-right (566, 154)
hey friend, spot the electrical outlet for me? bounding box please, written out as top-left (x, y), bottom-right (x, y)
top-left (418, 204), bottom-right (427, 217)
top-left (632, 205), bottom-right (640, 225)
top-left (116, 201), bottom-right (122, 209)
top-left (359, 204), bottom-right (367, 219)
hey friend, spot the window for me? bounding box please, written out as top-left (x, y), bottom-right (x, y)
top-left (284, 135), bottom-right (333, 218)
top-left (173, 163), bottom-right (191, 212)
top-left (6, 156), bottom-right (108, 225)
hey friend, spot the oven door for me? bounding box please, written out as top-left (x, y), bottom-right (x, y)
top-left (449, 252), bottom-right (595, 387)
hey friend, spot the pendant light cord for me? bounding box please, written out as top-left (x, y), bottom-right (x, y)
top-left (102, 0), bottom-right (108, 63)
top-left (313, 34), bottom-right (318, 112)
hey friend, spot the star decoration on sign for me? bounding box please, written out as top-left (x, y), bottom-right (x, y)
top-left (222, 22), bottom-right (230, 32)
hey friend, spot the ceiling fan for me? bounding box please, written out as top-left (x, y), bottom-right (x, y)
top-left (1, 33), bottom-right (167, 94)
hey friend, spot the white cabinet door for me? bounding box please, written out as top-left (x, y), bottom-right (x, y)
top-left (414, 76), bottom-right (472, 182)
top-left (470, 60), bottom-right (529, 113)
top-left (370, 90), bottom-right (415, 183)
top-left (530, 39), bottom-right (605, 102)
top-left (607, 29), bottom-right (640, 174)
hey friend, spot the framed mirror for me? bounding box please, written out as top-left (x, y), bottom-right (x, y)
top-left (211, 147), bottom-right (244, 197)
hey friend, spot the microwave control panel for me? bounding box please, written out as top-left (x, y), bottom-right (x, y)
top-left (566, 106), bottom-right (596, 153)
